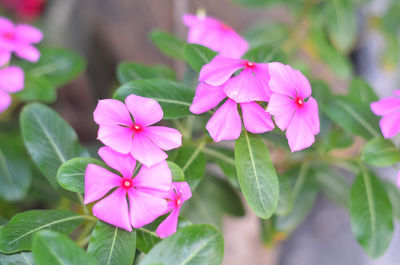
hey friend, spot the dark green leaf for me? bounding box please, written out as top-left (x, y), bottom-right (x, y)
top-left (173, 146), bottom-right (206, 189)
top-left (350, 171), bottom-right (394, 258)
top-left (32, 230), bottom-right (98, 265)
top-left (117, 62), bottom-right (175, 84)
top-left (362, 137), bottom-right (400, 167)
top-left (0, 210), bottom-right (84, 253)
top-left (242, 45), bottom-right (287, 63)
top-left (20, 103), bottom-right (88, 188)
top-left (149, 30), bottom-right (185, 60)
top-left (15, 75), bottom-right (56, 103)
top-left (0, 252), bottom-right (35, 265)
top-left (183, 44), bottom-right (217, 72)
top-left (167, 161), bottom-right (185, 182)
top-left (139, 224), bottom-right (224, 265)
top-left (87, 221), bottom-right (136, 265)
top-left (348, 78), bottom-right (378, 104)
top-left (235, 131), bottom-right (279, 218)
top-left (114, 79), bottom-right (194, 119)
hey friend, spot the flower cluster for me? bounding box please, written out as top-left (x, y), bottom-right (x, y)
top-left (85, 94), bottom-right (191, 238)
top-left (0, 16), bottom-right (42, 113)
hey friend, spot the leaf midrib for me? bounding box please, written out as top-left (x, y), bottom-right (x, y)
top-left (106, 227), bottom-right (118, 265)
top-left (180, 234), bottom-right (219, 265)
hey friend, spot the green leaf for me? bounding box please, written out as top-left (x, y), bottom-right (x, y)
top-left (117, 62), bottom-right (175, 84)
top-left (20, 103), bottom-right (88, 188)
top-left (32, 230), bottom-right (98, 265)
top-left (383, 181), bottom-right (400, 220)
top-left (183, 44), bottom-right (217, 72)
top-left (0, 252), bottom-right (35, 265)
top-left (0, 149), bottom-right (31, 202)
top-left (242, 45), bottom-right (287, 63)
top-left (244, 22), bottom-right (288, 48)
top-left (114, 79), bottom-right (194, 119)
top-left (350, 171), bottom-right (394, 258)
top-left (0, 210), bottom-right (84, 253)
top-left (362, 138), bottom-right (400, 167)
top-left (232, 0), bottom-right (283, 7)
top-left (57, 157), bottom-right (107, 193)
top-left (149, 30), bottom-right (185, 60)
top-left (322, 96), bottom-right (380, 140)
top-left (235, 131), bottom-right (279, 218)
top-left (139, 224), bottom-right (224, 265)
top-left (87, 221), bottom-right (136, 265)
top-left (173, 145), bottom-right (206, 190)
top-left (16, 75), bottom-right (56, 103)
top-left (348, 78), bottom-right (378, 104)
top-left (167, 161), bottom-right (185, 182)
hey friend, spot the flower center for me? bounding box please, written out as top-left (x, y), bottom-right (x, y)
top-left (295, 97), bottom-right (304, 107)
top-left (2, 32), bottom-right (14, 40)
top-left (121, 179), bottom-right (133, 189)
top-left (244, 61), bottom-right (256, 69)
top-left (129, 123), bottom-right (142, 133)
top-left (175, 196), bottom-right (182, 207)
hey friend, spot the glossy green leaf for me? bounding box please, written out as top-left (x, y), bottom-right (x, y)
top-left (20, 103), bottom-right (88, 188)
top-left (87, 221), bottom-right (136, 265)
top-left (139, 224), bottom-right (224, 265)
top-left (0, 149), bottom-right (31, 202)
top-left (242, 45), bottom-right (287, 63)
top-left (149, 30), bottom-right (185, 60)
top-left (32, 230), bottom-right (98, 265)
top-left (16, 75), bottom-right (56, 103)
top-left (348, 78), bottom-right (378, 104)
top-left (117, 62), bottom-right (175, 84)
top-left (235, 131), bottom-right (279, 218)
top-left (57, 157), bottom-right (107, 193)
top-left (114, 79), bottom-right (194, 119)
top-left (0, 210), bottom-right (84, 253)
top-left (350, 171), bottom-right (394, 258)
top-left (0, 252), bottom-right (35, 265)
top-left (173, 146), bottom-right (206, 189)
top-left (362, 137), bottom-right (400, 167)
top-left (383, 181), bottom-right (400, 220)
top-left (167, 161), bottom-right (185, 182)
top-left (183, 44), bottom-right (217, 72)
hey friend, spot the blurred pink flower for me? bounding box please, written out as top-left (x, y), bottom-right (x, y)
top-left (84, 146), bottom-right (171, 231)
top-left (199, 56), bottom-right (271, 103)
top-left (0, 65), bottom-right (24, 114)
top-left (183, 13), bottom-right (248, 59)
top-left (156, 182), bottom-right (191, 238)
top-left (93, 94), bottom-right (182, 167)
top-left (0, 17), bottom-right (42, 62)
top-left (267, 62), bottom-right (319, 152)
top-left (190, 83), bottom-right (274, 142)
top-left (370, 90), bottom-right (400, 139)
top-left (0, 0), bottom-right (46, 21)
top-left (397, 170), bottom-right (400, 188)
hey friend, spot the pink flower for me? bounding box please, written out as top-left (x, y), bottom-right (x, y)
top-left (93, 94), bottom-right (182, 167)
top-left (0, 17), bottom-right (43, 62)
top-left (199, 56), bottom-right (271, 103)
top-left (156, 182), bottom-right (191, 238)
top-left (190, 83), bottom-right (275, 142)
top-left (0, 66), bottom-right (24, 114)
top-left (84, 146), bottom-right (171, 231)
top-left (267, 62), bottom-right (319, 152)
top-left (370, 90), bottom-right (400, 139)
top-left (182, 14), bottom-right (248, 59)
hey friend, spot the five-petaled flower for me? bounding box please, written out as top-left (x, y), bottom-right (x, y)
top-left (93, 94), bottom-right (182, 167)
top-left (370, 90), bottom-right (400, 139)
top-left (84, 146), bottom-right (172, 231)
top-left (0, 66), bottom-right (24, 114)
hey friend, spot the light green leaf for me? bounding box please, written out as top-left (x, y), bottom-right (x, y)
top-left (117, 62), bottom-right (175, 84)
top-left (183, 44), bottom-right (217, 72)
top-left (362, 137), bottom-right (400, 167)
top-left (149, 30), bottom-right (185, 60)
top-left (242, 45), bottom-right (287, 63)
top-left (383, 181), bottom-right (400, 220)
top-left (167, 161), bottom-right (185, 182)
top-left (0, 252), bottom-right (35, 265)
top-left (16, 75), bottom-right (56, 103)
top-left (348, 78), bottom-right (378, 104)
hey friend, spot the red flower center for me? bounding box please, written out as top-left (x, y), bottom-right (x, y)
top-left (2, 32), bottom-right (15, 40)
top-left (129, 123), bottom-right (142, 133)
top-left (121, 178), bottom-right (133, 189)
top-left (295, 97), bottom-right (304, 108)
top-left (244, 61), bottom-right (256, 69)
top-left (174, 196), bottom-right (182, 207)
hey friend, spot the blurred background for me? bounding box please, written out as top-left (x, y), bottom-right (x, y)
top-left (1, 0), bottom-right (399, 264)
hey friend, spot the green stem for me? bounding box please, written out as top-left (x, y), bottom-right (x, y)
top-left (77, 193), bottom-right (89, 216)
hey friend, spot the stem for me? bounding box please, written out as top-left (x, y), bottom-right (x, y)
top-left (77, 193), bottom-right (89, 216)
top-left (182, 139), bottom-right (207, 172)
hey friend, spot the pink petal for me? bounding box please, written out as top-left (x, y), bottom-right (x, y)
top-left (173, 182), bottom-right (192, 202)
top-left (14, 44), bottom-right (40, 62)
top-left (156, 208), bottom-right (180, 238)
top-left (143, 126), bottom-right (182, 151)
top-left (190, 83), bottom-right (226, 114)
top-left (0, 90), bottom-right (11, 114)
top-left (133, 160), bottom-right (172, 191)
top-left (84, 164), bottom-right (121, 204)
top-left (223, 64), bottom-right (270, 103)
top-left (0, 17), bottom-right (14, 31)
top-left (286, 111), bottom-right (315, 152)
top-left (125, 94), bottom-right (163, 127)
top-left (267, 93), bottom-right (297, 131)
top-left (199, 56), bottom-right (245, 86)
top-left (268, 62), bottom-right (311, 99)
top-left (0, 66), bottom-right (24, 93)
top-left (380, 112), bottom-right (400, 138)
top-left (98, 146), bottom-right (136, 179)
top-left (15, 24), bottom-right (43, 44)
top-left (206, 99), bottom-right (242, 142)
top-left (128, 189), bottom-right (167, 228)
top-left (397, 170), bottom-right (400, 187)
top-left (393, 90), bottom-right (400, 97)
top-left (301, 97), bottom-right (320, 135)
top-left (93, 188), bottom-right (132, 231)
top-left (241, 102), bottom-right (275, 134)
top-left (0, 51), bottom-right (11, 66)
top-left (370, 98), bottom-right (400, 116)
top-left (97, 125), bottom-right (133, 154)
top-left (219, 30), bottom-right (249, 58)
top-left (130, 132), bottom-right (167, 167)
top-left (93, 99), bottom-right (132, 126)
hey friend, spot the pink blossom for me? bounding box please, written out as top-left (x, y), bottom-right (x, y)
top-left (370, 90), bottom-right (400, 139)
top-left (183, 14), bottom-right (248, 59)
top-left (190, 83), bottom-right (275, 142)
top-left (156, 182), bottom-right (191, 238)
top-left (0, 65), bottom-right (24, 114)
top-left (93, 94), bottom-right (182, 167)
top-left (397, 170), bottom-right (400, 188)
top-left (199, 56), bottom-right (271, 103)
top-left (267, 62), bottom-right (319, 152)
top-left (84, 146), bottom-right (171, 231)
top-left (0, 17), bottom-right (43, 62)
